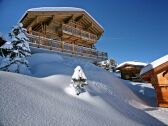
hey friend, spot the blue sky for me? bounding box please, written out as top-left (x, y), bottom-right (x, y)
top-left (0, 0), bottom-right (168, 63)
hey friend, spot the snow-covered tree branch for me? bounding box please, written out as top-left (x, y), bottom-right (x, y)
top-left (0, 23), bottom-right (31, 74)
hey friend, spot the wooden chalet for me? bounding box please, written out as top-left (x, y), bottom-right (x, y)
top-left (140, 55), bottom-right (168, 107)
top-left (116, 61), bottom-right (147, 81)
top-left (19, 7), bottom-right (107, 61)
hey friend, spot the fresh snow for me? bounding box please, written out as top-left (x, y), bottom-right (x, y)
top-left (28, 7), bottom-right (85, 12)
top-left (117, 61), bottom-right (147, 69)
top-left (72, 66), bottom-right (87, 80)
top-left (0, 52), bottom-right (167, 126)
top-left (122, 80), bottom-right (168, 124)
top-left (0, 41), bottom-right (13, 49)
top-left (140, 55), bottom-right (168, 75)
top-left (20, 7), bottom-right (104, 30)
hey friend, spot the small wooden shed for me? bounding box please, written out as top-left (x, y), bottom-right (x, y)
top-left (116, 61), bottom-right (147, 81)
top-left (140, 55), bottom-right (168, 107)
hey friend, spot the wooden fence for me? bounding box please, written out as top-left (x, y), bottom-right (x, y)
top-left (27, 33), bottom-right (108, 61)
top-left (62, 24), bottom-right (97, 42)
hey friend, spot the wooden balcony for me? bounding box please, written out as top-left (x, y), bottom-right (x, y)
top-left (27, 34), bottom-right (108, 61)
top-left (62, 24), bottom-right (97, 42)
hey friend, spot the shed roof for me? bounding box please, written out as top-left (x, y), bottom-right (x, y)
top-left (117, 61), bottom-right (147, 69)
top-left (140, 55), bottom-right (168, 75)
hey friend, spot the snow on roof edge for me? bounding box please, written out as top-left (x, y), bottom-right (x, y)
top-left (19, 7), bottom-right (104, 30)
top-left (18, 11), bottom-right (28, 24)
top-left (140, 55), bottom-right (168, 75)
top-left (117, 61), bottom-right (147, 69)
top-left (27, 7), bottom-right (84, 12)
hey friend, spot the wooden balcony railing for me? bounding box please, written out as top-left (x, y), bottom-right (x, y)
top-left (27, 33), bottom-right (108, 61)
top-left (62, 24), bottom-right (97, 42)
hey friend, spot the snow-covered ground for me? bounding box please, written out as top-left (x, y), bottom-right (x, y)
top-left (0, 53), bottom-right (168, 126)
top-left (122, 80), bottom-right (168, 125)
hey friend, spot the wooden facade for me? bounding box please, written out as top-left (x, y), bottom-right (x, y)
top-left (141, 61), bottom-right (168, 107)
top-left (19, 7), bottom-right (107, 61)
top-left (117, 62), bottom-right (146, 81)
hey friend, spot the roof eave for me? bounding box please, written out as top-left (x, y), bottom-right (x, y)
top-left (19, 7), bottom-right (104, 33)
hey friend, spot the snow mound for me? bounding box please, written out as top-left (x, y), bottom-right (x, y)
top-left (28, 53), bottom-right (63, 65)
top-left (0, 53), bottom-right (166, 126)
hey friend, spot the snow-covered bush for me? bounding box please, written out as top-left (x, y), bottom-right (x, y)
top-left (0, 23), bottom-right (31, 74)
top-left (70, 66), bottom-right (88, 95)
top-left (96, 59), bottom-right (117, 72)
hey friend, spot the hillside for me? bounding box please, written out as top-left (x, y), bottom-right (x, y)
top-left (0, 53), bottom-right (167, 126)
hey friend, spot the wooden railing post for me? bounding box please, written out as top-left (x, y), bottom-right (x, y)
top-left (62, 24), bottom-right (97, 42)
top-left (72, 43), bottom-right (75, 54)
top-left (50, 40), bottom-right (52, 50)
top-left (27, 33), bottom-right (107, 61)
top-left (62, 41), bottom-right (64, 52)
top-left (38, 35), bottom-right (40, 48)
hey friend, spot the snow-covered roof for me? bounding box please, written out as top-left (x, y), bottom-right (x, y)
top-left (140, 55), bottom-right (168, 75)
top-left (20, 7), bottom-right (104, 30)
top-left (117, 61), bottom-right (147, 69)
top-left (27, 7), bottom-right (84, 12)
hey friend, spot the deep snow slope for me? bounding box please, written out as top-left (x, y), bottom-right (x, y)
top-left (0, 53), bottom-right (166, 126)
top-left (122, 81), bottom-right (168, 125)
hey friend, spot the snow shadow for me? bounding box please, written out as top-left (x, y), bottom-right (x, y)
top-left (102, 94), bottom-right (166, 126)
top-left (122, 80), bottom-right (156, 107)
top-left (143, 107), bottom-right (159, 111)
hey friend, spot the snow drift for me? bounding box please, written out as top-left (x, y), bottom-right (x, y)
top-left (0, 53), bottom-right (166, 126)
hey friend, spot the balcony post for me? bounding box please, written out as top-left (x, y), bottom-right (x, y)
top-left (61, 41), bottom-right (64, 52)
top-left (38, 35), bottom-right (40, 48)
top-left (72, 42), bottom-right (75, 54)
top-left (50, 39), bottom-right (52, 50)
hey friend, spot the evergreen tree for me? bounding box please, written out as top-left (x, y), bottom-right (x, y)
top-left (0, 33), bottom-right (6, 46)
top-left (70, 66), bottom-right (88, 95)
top-left (0, 23), bottom-right (31, 74)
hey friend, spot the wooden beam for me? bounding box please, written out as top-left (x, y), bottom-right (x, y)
top-left (84, 23), bottom-right (92, 30)
top-left (26, 16), bottom-right (37, 29)
top-left (32, 23), bottom-right (41, 31)
top-left (45, 15), bottom-right (54, 25)
top-left (27, 15), bottom-right (54, 29)
top-left (64, 15), bottom-right (74, 24)
top-left (74, 14), bottom-right (84, 22)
